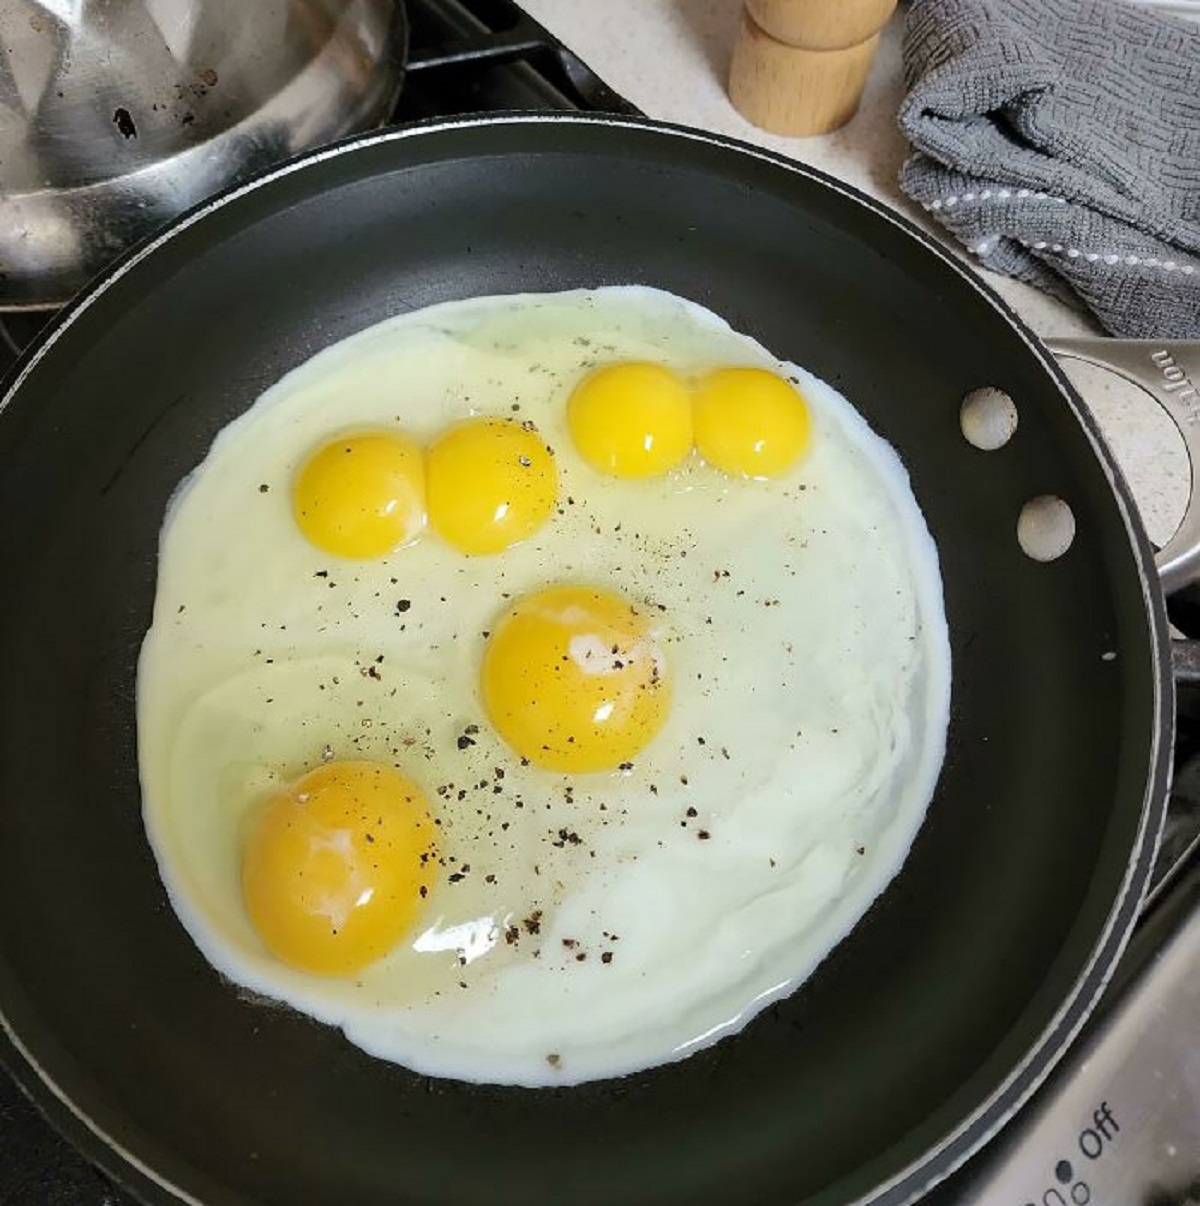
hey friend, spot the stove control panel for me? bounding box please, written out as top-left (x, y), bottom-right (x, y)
top-left (951, 861), bottom-right (1200, 1205)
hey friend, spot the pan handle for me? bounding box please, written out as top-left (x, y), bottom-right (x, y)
top-left (1046, 337), bottom-right (1200, 597)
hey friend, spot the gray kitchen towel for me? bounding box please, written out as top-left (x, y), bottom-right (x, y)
top-left (898, 0), bottom-right (1200, 338)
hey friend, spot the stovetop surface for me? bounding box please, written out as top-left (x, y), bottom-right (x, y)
top-left (1, 1), bottom-right (1198, 1202)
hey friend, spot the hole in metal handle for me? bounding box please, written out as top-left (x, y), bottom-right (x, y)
top-left (1047, 337), bottom-right (1200, 596)
top-left (1018, 495), bottom-right (1075, 562)
top-left (960, 387), bottom-right (1018, 451)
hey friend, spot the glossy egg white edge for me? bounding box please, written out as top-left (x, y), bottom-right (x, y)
top-left (137, 286), bottom-right (952, 1086)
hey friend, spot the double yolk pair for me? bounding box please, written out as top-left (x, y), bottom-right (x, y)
top-left (294, 417), bottom-right (556, 560)
top-left (568, 362), bottom-right (812, 481)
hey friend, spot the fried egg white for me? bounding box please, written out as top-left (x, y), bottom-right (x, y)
top-left (137, 286), bottom-right (951, 1086)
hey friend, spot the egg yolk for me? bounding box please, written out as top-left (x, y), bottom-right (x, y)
top-left (292, 432), bottom-right (426, 559)
top-left (692, 367), bottom-right (812, 479)
top-left (242, 760), bottom-right (436, 975)
top-left (567, 362), bottom-right (693, 479)
top-left (482, 585), bottom-right (671, 772)
top-left (425, 417), bottom-right (556, 555)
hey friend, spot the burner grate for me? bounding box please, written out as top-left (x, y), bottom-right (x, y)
top-left (398, 0), bottom-right (640, 119)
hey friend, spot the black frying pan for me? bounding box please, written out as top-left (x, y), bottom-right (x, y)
top-left (0, 115), bottom-right (1172, 1206)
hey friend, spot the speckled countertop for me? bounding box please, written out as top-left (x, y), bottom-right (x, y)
top-left (521, 0), bottom-right (1190, 549)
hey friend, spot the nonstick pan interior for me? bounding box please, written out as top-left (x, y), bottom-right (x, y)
top-left (0, 116), bottom-right (1169, 1206)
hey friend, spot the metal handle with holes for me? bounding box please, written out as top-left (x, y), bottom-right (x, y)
top-left (1047, 338), bottom-right (1200, 595)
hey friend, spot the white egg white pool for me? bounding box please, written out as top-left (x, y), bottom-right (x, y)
top-left (138, 287), bottom-right (951, 1086)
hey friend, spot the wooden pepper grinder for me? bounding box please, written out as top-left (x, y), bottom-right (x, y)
top-left (728, 0), bottom-right (898, 137)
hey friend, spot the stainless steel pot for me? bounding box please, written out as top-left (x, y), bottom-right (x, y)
top-left (0, 0), bottom-right (407, 310)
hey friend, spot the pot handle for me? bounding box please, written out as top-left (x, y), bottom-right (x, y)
top-left (1046, 337), bottom-right (1200, 597)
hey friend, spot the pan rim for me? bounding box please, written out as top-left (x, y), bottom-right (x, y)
top-left (0, 110), bottom-right (1173, 1206)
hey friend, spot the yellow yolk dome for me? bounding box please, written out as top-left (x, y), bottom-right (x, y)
top-left (425, 417), bottom-right (556, 555)
top-left (482, 584), bottom-right (672, 772)
top-left (242, 760), bottom-right (436, 975)
top-left (292, 431), bottom-right (426, 558)
top-left (692, 367), bottom-right (812, 479)
top-left (567, 361), bottom-right (693, 479)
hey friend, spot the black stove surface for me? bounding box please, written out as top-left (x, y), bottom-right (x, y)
top-left (1, 3), bottom-right (1198, 1202)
